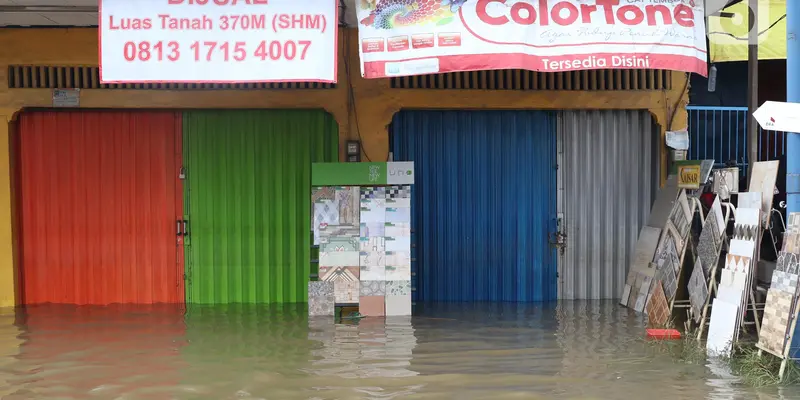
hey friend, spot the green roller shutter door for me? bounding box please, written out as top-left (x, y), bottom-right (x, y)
top-left (183, 110), bottom-right (338, 304)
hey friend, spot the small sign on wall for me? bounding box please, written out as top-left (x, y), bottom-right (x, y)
top-left (677, 162), bottom-right (702, 189)
top-left (52, 89), bottom-right (80, 107)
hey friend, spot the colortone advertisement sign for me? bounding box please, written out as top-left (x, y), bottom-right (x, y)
top-left (100, 0), bottom-right (338, 83)
top-left (356, 0), bottom-right (708, 78)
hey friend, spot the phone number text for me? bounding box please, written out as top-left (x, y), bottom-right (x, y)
top-left (121, 40), bottom-right (312, 62)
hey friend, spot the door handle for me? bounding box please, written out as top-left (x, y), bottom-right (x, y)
top-left (177, 220), bottom-right (182, 236)
top-left (182, 220), bottom-right (189, 237)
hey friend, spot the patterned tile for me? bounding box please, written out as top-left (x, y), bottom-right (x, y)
top-left (777, 252), bottom-right (800, 275)
top-left (313, 199), bottom-right (340, 244)
top-left (738, 192), bottom-right (762, 210)
top-left (385, 251), bottom-right (410, 267)
top-left (360, 280), bottom-right (386, 296)
top-left (312, 187), bottom-right (335, 203)
top-left (788, 213), bottom-right (800, 234)
top-left (749, 161), bottom-right (779, 227)
top-left (359, 295), bottom-right (385, 317)
top-left (713, 168), bottom-right (739, 200)
top-left (308, 281), bottom-right (335, 316)
top-left (385, 223), bottom-right (411, 237)
top-left (735, 208), bottom-right (761, 229)
top-left (697, 212), bottom-right (721, 277)
top-left (654, 234), bottom-right (680, 276)
top-left (360, 265), bottom-right (386, 281)
top-left (700, 160), bottom-right (714, 184)
top-left (360, 199), bottom-right (386, 223)
top-left (336, 186), bottom-right (361, 226)
top-left (387, 280), bottom-right (411, 296)
top-left (319, 251), bottom-right (360, 267)
top-left (387, 185), bottom-right (411, 199)
top-left (320, 236), bottom-right (360, 253)
top-left (386, 207), bottom-right (411, 223)
top-left (732, 224), bottom-right (759, 242)
top-left (634, 275), bottom-right (653, 313)
top-left (385, 236), bottom-right (411, 252)
top-left (646, 281), bottom-right (670, 327)
top-left (359, 237), bottom-right (385, 252)
top-left (386, 198), bottom-right (411, 208)
top-left (385, 265), bottom-right (411, 281)
top-left (771, 270), bottom-right (799, 294)
top-left (688, 259), bottom-right (708, 323)
top-left (320, 266), bottom-right (360, 304)
top-left (360, 186), bottom-right (386, 200)
top-left (319, 225), bottom-right (360, 239)
top-left (668, 190), bottom-right (692, 240)
top-left (758, 289), bottom-right (794, 355)
top-left (385, 293), bottom-right (412, 316)
top-left (725, 254), bottom-right (751, 274)
top-left (656, 261), bottom-right (678, 302)
top-left (360, 252), bottom-right (385, 267)
top-left (706, 299), bottom-right (739, 357)
top-left (360, 222), bottom-right (385, 237)
top-left (784, 232), bottom-right (799, 254)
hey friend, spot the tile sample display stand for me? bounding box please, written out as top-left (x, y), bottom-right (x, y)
top-left (309, 162), bottom-right (415, 318)
top-left (670, 196), bottom-right (705, 316)
top-left (755, 212), bottom-right (800, 381)
top-left (695, 201), bottom-right (734, 343)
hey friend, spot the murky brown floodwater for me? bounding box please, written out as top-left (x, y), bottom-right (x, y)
top-left (0, 301), bottom-right (797, 399)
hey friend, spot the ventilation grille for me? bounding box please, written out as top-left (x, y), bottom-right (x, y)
top-left (390, 69), bottom-right (672, 91)
top-left (7, 65), bottom-right (337, 90)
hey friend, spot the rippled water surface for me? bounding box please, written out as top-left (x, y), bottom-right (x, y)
top-left (0, 301), bottom-right (798, 399)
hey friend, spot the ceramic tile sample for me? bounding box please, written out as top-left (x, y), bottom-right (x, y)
top-left (385, 293), bottom-right (412, 316)
top-left (729, 239), bottom-right (756, 259)
top-left (688, 259), bottom-right (708, 322)
top-left (699, 159), bottom-right (715, 184)
top-left (725, 254), bottom-right (751, 274)
top-left (738, 192), bottom-right (762, 210)
top-left (711, 196), bottom-right (726, 233)
top-left (759, 289), bottom-right (794, 355)
top-left (387, 185), bottom-right (411, 199)
top-left (308, 281), bottom-right (335, 316)
top-left (360, 222), bottom-right (386, 237)
top-left (320, 266), bottom-right (360, 303)
top-left (314, 199), bottom-right (340, 244)
top-left (748, 161), bottom-right (779, 227)
top-left (386, 265), bottom-right (411, 280)
top-left (385, 223), bottom-right (411, 237)
top-left (697, 216), bottom-right (719, 277)
top-left (320, 236), bottom-right (360, 252)
top-left (654, 234), bottom-right (680, 276)
top-left (360, 199), bottom-right (386, 223)
top-left (312, 187), bottom-right (335, 203)
top-left (656, 261), bottom-right (678, 301)
top-left (386, 207), bottom-right (411, 223)
top-left (319, 251), bottom-right (360, 267)
top-left (387, 280), bottom-right (411, 296)
top-left (668, 190), bottom-right (693, 240)
top-left (771, 270), bottom-right (799, 294)
top-left (385, 251), bottom-right (410, 267)
top-left (630, 226), bottom-right (661, 277)
top-left (713, 168), bottom-right (739, 200)
top-left (634, 275), bottom-right (653, 313)
top-left (336, 186), bottom-right (361, 226)
top-left (386, 198), bottom-right (411, 208)
top-left (646, 282), bottom-right (670, 327)
top-left (734, 207), bottom-right (760, 233)
top-left (359, 295), bottom-right (386, 317)
top-left (706, 299), bottom-right (739, 357)
top-left (319, 225), bottom-right (360, 239)
top-left (777, 252), bottom-right (800, 275)
top-left (359, 237), bottom-right (386, 252)
top-left (360, 252), bottom-right (386, 267)
top-left (360, 265), bottom-right (386, 281)
top-left (385, 236), bottom-right (411, 252)
top-left (360, 280), bottom-right (387, 296)
top-left (360, 186), bottom-right (386, 199)
top-left (621, 270), bottom-right (638, 307)
top-left (620, 284), bottom-right (632, 306)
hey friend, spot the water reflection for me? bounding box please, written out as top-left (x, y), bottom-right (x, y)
top-left (0, 301), bottom-right (796, 399)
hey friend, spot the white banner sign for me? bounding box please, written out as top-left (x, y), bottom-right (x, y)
top-left (100, 0), bottom-right (338, 83)
top-left (356, 0), bottom-right (707, 78)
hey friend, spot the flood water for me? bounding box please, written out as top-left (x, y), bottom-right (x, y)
top-left (0, 301), bottom-right (797, 399)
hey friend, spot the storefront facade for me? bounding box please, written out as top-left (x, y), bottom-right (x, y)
top-left (0, 28), bottom-right (689, 307)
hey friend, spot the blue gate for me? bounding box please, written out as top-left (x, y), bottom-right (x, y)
top-left (390, 110), bottom-right (558, 302)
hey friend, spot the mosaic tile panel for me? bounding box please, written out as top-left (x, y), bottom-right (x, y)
top-left (706, 299), bottom-right (739, 357)
top-left (336, 186), bottom-right (361, 226)
top-left (387, 280), bottom-right (411, 296)
top-left (360, 280), bottom-right (386, 296)
top-left (359, 295), bottom-right (386, 317)
top-left (385, 223), bottom-right (411, 237)
top-left (777, 252), bottom-right (800, 275)
top-left (646, 281), bottom-right (670, 327)
top-left (359, 237), bottom-right (386, 253)
top-left (688, 259), bottom-right (708, 323)
top-left (360, 186), bottom-right (386, 200)
top-left (771, 270), bottom-right (799, 294)
top-left (320, 266), bottom-right (360, 304)
top-left (320, 236), bottom-right (360, 253)
top-left (360, 222), bottom-right (385, 238)
top-left (759, 289), bottom-right (794, 356)
top-left (386, 265), bottom-right (411, 281)
top-left (387, 185), bottom-right (411, 199)
top-left (386, 293), bottom-right (412, 316)
top-left (308, 281), bottom-right (335, 316)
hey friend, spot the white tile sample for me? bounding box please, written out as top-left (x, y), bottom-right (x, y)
top-left (706, 300), bottom-right (739, 358)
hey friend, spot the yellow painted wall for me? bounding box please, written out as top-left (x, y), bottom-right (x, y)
top-left (0, 27), bottom-right (689, 307)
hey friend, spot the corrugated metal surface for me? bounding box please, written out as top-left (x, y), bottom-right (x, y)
top-left (17, 111), bottom-right (184, 305)
top-left (391, 110), bottom-right (558, 302)
top-left (557, 110), bottom-right (659, 300)
top-left (183, 110), bottom-right (338, 304)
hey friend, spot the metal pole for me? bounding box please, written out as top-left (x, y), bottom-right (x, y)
top-left (786, 0), bottom-right (800, 362)
top-left (747, 0), bottom-right (759, 178)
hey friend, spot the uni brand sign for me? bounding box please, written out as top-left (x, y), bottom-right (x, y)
top-left (475, 0), bottom-right (696, 27)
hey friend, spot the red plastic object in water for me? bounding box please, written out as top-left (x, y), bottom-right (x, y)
top-left (646, 329), bottom-right (682, 339)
